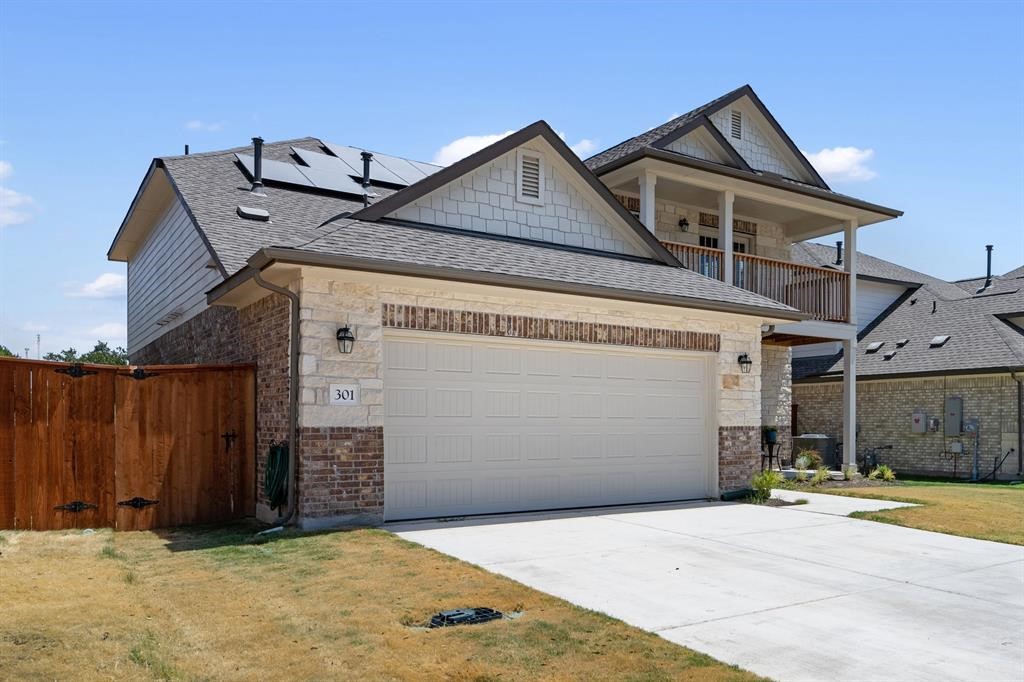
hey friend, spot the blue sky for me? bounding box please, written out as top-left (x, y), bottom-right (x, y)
top-left (1, 0), bottom-right (1022, 357)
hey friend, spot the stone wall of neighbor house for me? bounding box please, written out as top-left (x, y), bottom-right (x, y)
top-left (794, 375), bottom-right (1021, 479)
top-left (761, 343), bottom-right (793, 463)
top-left (295, 272), bottom-right (769, 523)
top-left (612, 191), bottom-right (791, 262)
top-left (131, 294), bottom-right (292, 517)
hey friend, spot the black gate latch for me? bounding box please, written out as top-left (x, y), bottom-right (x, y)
top-left (55, 364), bottom-right (98, 379)
top-left (54, 500), bottom-right (98, 512)
top-left (118, 497), bottom-right (159, 509)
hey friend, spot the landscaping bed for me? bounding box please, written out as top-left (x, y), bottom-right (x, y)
top-left (0, 523), bottom-right (761, 681)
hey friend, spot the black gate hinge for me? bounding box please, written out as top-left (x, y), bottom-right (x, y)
top-left (55, 364), bottom-right (98, 379)
top-left (54, 500), bottom-right (98, 512)
top-left (118, 497), bottom-right (159, 509)
top-left (127, 367), bottom-right (159, 380)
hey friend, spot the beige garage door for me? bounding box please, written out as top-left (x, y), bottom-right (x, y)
top-left (383, 332), bottom-right (712, 520)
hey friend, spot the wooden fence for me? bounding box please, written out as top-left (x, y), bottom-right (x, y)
top-left (0, 358), bottom-right (255, 531)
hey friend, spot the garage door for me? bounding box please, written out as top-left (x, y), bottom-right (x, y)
top-left (383, 332), bottom-right (711, 520)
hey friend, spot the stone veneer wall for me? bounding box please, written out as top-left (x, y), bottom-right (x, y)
top-left (761, 343), bottom-right (793, 463)
top-left (131, 295), bottom-right (291, 516)
top-left (296, 274), bottom-right (767, 522)
top-left (794, 375), bottom-right (1021, 479)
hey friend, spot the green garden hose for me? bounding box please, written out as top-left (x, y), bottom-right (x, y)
top-left (264, 443), bottom-right (289, 512)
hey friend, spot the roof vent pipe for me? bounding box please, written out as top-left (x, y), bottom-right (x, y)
top-left (835, 240), bottom-right (843, 265)
top-left (976, 245), bottom-right (994, 294)
top-left (251, 136), bottom-right (265, 195)
top-left (360, 151), bottom-right (373, 207)
top-left (184, 144), bottom-right (189, 155)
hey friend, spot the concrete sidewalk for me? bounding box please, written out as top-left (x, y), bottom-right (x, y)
top-left (391, 499), bottom-right (1024, 681)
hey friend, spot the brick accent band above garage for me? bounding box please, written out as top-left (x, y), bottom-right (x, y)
top-left (382, 304), bottom-right (721, 352)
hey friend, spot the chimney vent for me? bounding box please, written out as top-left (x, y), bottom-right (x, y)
top-left (835, 240), bottom-right (843, 265)
top-left (361, 151), bottom-right (373, 206)
top-left (250, 137), bottom-right (266, 196)
top-left (976, 244), bottom-right (994, 294)
top-left (184, 144), bottom-right (190, 155)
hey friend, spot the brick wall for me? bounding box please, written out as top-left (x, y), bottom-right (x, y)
top-left (296, 427), bottom-right (383, 527)
top-left (794, 375), bottom-right (1021, 479)
top-left (131, 294), bottom-right (291, 515)
top-left (719, 426), bottom-right (761, 492)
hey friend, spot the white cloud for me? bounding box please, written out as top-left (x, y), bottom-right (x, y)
top-left (185, 119), bottom-right (224, 132)
top-left (89, 322), bottom-right (127, 340)
top-left (68, 273), bottom-right (127, 299)
top-left (0, 160), bottom-right (12, 180)
top-left (431, 130), bottom-right (516, 166)
top-left (802, 146), bottom-right (878, 183)
top-left (569, 138), bottom-right (596, 157)
top-left (0, 185), bottom-right (35, 227)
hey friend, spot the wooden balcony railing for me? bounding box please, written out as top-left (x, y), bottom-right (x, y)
top-left (662, 240), bottom-right (851, 322)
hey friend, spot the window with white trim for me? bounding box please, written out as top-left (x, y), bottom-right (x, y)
top-left (516, 149), bottom-right (545, 205)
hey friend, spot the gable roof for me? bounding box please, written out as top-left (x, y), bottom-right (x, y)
top-left (794, 278), bottom-right (1024, 381)
top-left (214, 217), bottom-right (805, 320)
top-left (351, 120), bottom-right (679, 266)
top-left (790, 241), bottom-right (969, 300)
top-left (585, 84), bottom-right (829, 189)
top-left (650, 115), bottom-right (753, 171)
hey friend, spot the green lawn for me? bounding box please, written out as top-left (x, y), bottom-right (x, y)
top-left (821, 478), bottom-right (1024, 545)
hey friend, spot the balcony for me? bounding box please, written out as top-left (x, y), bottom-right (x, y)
top-left (662, 241), bottom-right (850, 322)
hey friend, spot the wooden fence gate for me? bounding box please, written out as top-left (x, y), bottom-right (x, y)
top-left (0, 358), bottom-right (255, 531)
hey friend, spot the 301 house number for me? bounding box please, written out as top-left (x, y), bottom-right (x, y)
top-left (329, 384), bottom-right (359, 406)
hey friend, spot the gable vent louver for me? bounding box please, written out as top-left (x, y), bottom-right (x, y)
top-left (730, 110), bottom-right (742, 139)
top-left (516, 149), bottom-right (544, 205)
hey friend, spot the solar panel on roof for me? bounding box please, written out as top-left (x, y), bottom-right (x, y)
top-left (291, 147), bottom-right (358, 173)
top-left (236, 153), bottom-right (369, 197)
top-left (369, 153), bottom-right (422, 184)
top-left (324, 143), bottom-right (408, 186)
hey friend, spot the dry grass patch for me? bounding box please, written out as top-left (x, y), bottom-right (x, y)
top-left (0, 524), bottom-right (761, 681)
top-left (825, 480), bottom-right (1024, 545)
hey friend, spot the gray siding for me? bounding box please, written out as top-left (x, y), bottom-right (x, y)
top-left (127, 198), bottom-right (223, 353)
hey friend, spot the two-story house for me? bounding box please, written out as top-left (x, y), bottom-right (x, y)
top-left (108, 85), bottom-right (901, 527)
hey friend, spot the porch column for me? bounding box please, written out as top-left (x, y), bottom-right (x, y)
top-left (719, 190), bottom-right (735, 284)
top-left (842, 217), bottom-right (858, 468)
top-left (639, 170), bottom-right (657, 233)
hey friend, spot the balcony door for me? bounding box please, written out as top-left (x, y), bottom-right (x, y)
top-left (699, 229), bottom-right (751, 287)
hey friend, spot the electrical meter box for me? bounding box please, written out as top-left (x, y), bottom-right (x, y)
top-left (911, 410), bottom-right (927, 434)
top-left (964, 417), bottom-right (979, 433)
top-left (949, 440), bottom-right (963, 454)
top-left (944, 396), bottom-right (963, 436)
top-left (928, 417), bottom-right (940, 432)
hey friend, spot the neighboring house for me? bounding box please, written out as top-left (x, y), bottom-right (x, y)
top-left (108, 85), bottom-right (901, 527)
top-left (793, 250), bottom-right (1024, 480)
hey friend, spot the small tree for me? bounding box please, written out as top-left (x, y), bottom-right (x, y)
top-left (44, 341), bottom-right (128, 366)
top-left (0, 345), bottom-right (16, 358)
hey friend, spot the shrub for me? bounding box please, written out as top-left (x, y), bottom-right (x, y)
top-left (876, 464), bottom-right (896, 482)
top-left (795, 469), bottom-right (808, 483)
top-left (794, 448), bottom-right (823, 470)
top-left (842, 465), bottom-right (856, 481)
top-left (867, 467), bottom-right (880, 480)
top-left (750, 469), bottom-right (784, 504)
top-left (811, 467), bottom-right (830, 486)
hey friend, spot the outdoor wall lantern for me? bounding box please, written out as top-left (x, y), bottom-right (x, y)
top-left (737, 353), bottom-right (753, 373)
top-left (336, 326), bottom-right (355, 354)
top-left (678, 218), bottom-right (690, 232)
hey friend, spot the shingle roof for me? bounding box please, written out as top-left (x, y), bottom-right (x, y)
top-left (795, 282), bottom-right (1024, 380)
top-left (790, 242), bottom-right (969, 301)
top-left (260, 217), bottom-right (802, 316)
top-left (155, 136), bottom-right (801, 319)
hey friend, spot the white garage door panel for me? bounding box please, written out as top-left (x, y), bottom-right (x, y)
top-left (384, 333), bottom-right (711, 520)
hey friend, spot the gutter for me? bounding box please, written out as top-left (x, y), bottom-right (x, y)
top-left (252, 271), bottom-right (301, 525)
top-left (209, 247), bottom-right (807, 322)
top-left (593, 148), bottom-right (903, 218)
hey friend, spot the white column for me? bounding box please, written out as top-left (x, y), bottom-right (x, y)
top-left (639, 171), bottom-right (657, 233)
top-left (719, 190), bottom-right (735, 284)
top-left (842, 217), bottom-right (858, 468)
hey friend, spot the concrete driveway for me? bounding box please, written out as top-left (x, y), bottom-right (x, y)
top-left (391, 492), bottom-right (1024, 681)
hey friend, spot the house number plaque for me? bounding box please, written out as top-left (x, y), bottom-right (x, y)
top-left (329, 384), bottom-right (359, 406)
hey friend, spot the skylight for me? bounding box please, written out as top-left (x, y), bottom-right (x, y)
top-left (865, 341), bottom-right (885, 353)
top-left (896, 339), bottom-right (909, 347)
top-left (929, 335), bottom-right (951, 348)
top-left (883, 351), bottom-right (897, 361)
